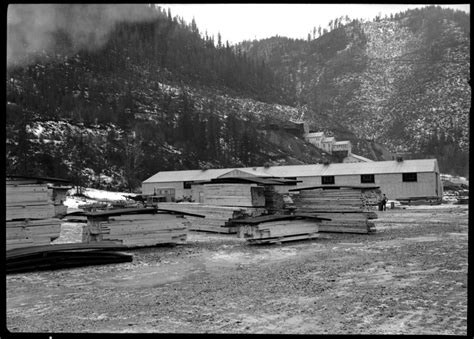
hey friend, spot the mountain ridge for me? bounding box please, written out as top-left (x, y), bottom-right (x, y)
top-left (239, 6), bottom-right (469, 176)
top-left (6, 5), bottom-right (470, 191)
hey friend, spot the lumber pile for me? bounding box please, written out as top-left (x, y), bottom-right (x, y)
top-left (6, 218), bottom-right (63, 250)
top-left (158, 202), bottom-right (266, 234)
top-left (314, 212), bottom-right (377, 234)
top-left (200, 183), bottom-right (265, 207)
top-left (291, 186), bottom-right (380, 212)
top-left (6, 181), bottom-right (70, 220)
top-left (264, 185), bottom-right (288, 213)
top-left (83, 208), bottom-right (190, 247)
top-left (290, 186), bottom-right (381, 234)
top-left (230, 214), bottom-right (329, 244)
top-left (6, 180), bottom-right (70, 250)
top-left (6, 183), bottom-right (56, 220)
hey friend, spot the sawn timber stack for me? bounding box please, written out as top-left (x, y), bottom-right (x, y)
top-left (290, 185), bottom-right (381, 234)
top-left (200, 183), bottom-right (265, 207)
top-left (83, 208), bottom-right (196, 247)
top-left (158, 202), bottom-right (266, 234)
top-left (230, 214), bottom-right (331, 244)
top-left (6, 177), bottom-right (71, 250)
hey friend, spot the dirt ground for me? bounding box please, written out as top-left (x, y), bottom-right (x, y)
top-left (6, 205), bottom-right (469, 335)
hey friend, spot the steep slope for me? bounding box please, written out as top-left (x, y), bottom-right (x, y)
top-left (6, 4), bottom-right (470, 193)
top-left (240, 6), bottom-right (470, 176)
top-left (6, 5), bottom-right (327, 191)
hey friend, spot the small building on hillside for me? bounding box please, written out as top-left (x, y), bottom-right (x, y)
top-left (304, 132), bottom-right (354, 157)
top-left (321, 137), bottom-right (335, 154)
top-left (305, 132), bottom-right (325, 148)
top-left (142, 159), bottom-right (443, 202)
top-left (333, 141), bottom-right (352, 155)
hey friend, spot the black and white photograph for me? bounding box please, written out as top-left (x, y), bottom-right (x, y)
top-left (5, 3), bottom-right (470, 335)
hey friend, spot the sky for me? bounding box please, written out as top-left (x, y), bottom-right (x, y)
top-left (7, 3), bottom-right (470, 68)
top-left (161, 3), bottom-right (470, 44)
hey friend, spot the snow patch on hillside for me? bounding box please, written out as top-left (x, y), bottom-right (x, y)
top-left (64, 187), bottom-right (138, 210)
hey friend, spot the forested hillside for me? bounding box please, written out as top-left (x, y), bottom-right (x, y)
top-left (6, 5), bottom-right (470, 193)
top-left (6, 4), bottom-right (320, 191)
top-left (240, 6), bottom-right (470, 176)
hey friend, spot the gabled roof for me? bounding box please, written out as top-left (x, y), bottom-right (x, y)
top-left (334, 140), bottom-right (351, 145)
top-left (143, 159), bottom-right (439, 183)
top-left (217, 168), bottom-right (273, 178)
top-left (143, 168), bottom-right (232, 183)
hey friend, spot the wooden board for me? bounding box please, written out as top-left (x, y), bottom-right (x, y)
top-left (104, 233), bottom-right (187, 247)
top-left (6, 224), bottom-right (62, 239)
top-left (7, 237), bottom-right (55, 251)
top-left (190, 226), bottom-right (235, 234)
top-left (6, 184), bottom-right (49, 193)
top-left (318, 225), bottom-right (371, 234)
top-left (6, 218), bottom-right (63, 228)
top-left (201, 184), bottom-right (265, 207)
top-left (6, 204), bottom-right (56, 220)
top-left (6, 218), bottom-right (63, 250)
top-left (247, 233), bottom-right (320, 244)
top-left (237, 220), bottom-right (320, 239)
top-left (6, 191), bottom-right (50, 205)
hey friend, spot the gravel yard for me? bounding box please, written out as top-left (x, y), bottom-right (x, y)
top-left (6, 205), bottom-right (468, 334)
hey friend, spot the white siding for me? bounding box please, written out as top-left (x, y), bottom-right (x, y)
top-left (293, 172), bottom-right (441, 199)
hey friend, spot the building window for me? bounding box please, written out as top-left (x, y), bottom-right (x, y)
top-left (321, 176), bottom-right (335, 185)
top-left (183, 181), bottom-right (193, 189)
top-left (360, 174), bottom-right (375, 183)
top-left (402, 173), bottom-right (417, 182)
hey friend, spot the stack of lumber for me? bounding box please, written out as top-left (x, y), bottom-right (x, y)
top-left (263, 185), bottom-right (287, 212)
top-left (158, 202), bottom-right (266, 234)
top-left (6, 183), bottom-right (56, 220)
top-left (84, 208), bottom-right (190, 247)
top-left (290, 186), bottom-right (381, 234)
top-left (6, 218), bottom-right (63, 250)
top-left (230, 214), bottom-right (330, 244)
top-left (201, 183), bottom-right (265, 207)
top-left (314, 212), bottom-right (377, 234)
top-left (6, 181), bottom-right (68, 250)
top-left (291, 186), bottom-right (381, 212)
